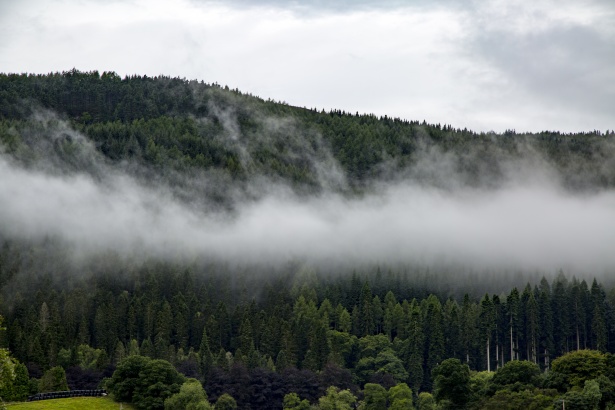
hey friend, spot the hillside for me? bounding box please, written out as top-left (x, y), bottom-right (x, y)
top-left (1, 70), bottom-right (615, 409)
top-left (2, 69), bottom-right (614, 193)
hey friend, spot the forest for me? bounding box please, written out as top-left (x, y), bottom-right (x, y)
top-left (1, 69), bottom-right (615, 409)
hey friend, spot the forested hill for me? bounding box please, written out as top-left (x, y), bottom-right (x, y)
top-left (2, 70), bottom-right (615, 409)
top-left (1, 69), bottom-right (614, 197)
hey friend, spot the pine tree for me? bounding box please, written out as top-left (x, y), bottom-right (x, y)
top-left (570, 278), bottom-right (587, 351)
top-left (492, 295), bottom-right (505, 369)
top-left (215, 302), bottom-right (232, 352)
top-left (128, 339), bottom-right (140, 356)
top-left (140, 337), bottom-right (154, 358)
top-left (359, 282), bottom-right (375, 336)
top-left (423, 295), bottom-right (444, 391)
top-left (383, 291), bottom-right (397, 341)
top-left (552, 274), bottom-right (571, 356)
top-left (275, 350), bottom-right (289, 372)
top-left (238, 318), bottom-right (255, 356)
top-left (525, 292), bottom-right (539, 363)
top-left (372, 295), bottom-right (383, 334)
top-left (114, 340), bottom-right (126, 364)
top-left (199, 327), bottom-right (214, 376)
top-left (538, 278), bottom-right (554, 370)
top-left (172, 292), bottom-right (190, 351)
top-left (460, 294), bottom-right (478, 366)
top-left (506, 288), bottom-right (520, 361)
top-left (403, 302), bottom-right (424, 395)
top-left (443, 299), bottom-right (462, 361)
top-left (155, 300), bottom-right (173, 346)
top-left (591, 303), bottom-right (607, 352)
top-left (479, 294), bottom-right (495, 371)
top-left (337, 305), bottom-right (352, 333)
top-left (310, 321), bottom-right (330, 371)
top-left (319, 299), bottom-right (334, 329)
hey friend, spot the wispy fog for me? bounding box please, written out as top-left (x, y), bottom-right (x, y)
top-left (1, 117), bottom-right (614, 276)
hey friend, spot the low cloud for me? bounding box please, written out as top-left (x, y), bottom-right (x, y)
top-left (2, 120), bottom-right (615, 276)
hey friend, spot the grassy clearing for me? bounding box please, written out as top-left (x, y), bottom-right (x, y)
top-left (4, 396), bottom-right (136, 409)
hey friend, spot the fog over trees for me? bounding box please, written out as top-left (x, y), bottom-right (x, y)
top-left (1, 70), bottom-right (615, 409)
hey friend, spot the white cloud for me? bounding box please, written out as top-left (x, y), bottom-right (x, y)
top-left (2, 131), bottom-right (615, 274)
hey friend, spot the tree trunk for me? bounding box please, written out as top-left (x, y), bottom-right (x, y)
top-left (510, 322), bottom-right (513, 361)
top-left (486, 337), bottom-right (491, 372)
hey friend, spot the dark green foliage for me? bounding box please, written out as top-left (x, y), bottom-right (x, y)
top-left (199, 327), bottom-right (214, 377)
top-left (38, 365), bottom-right (69, 392)
top-left (214, 393), bottom-right (237, 410)
top-left (0, 362), bottom-right (30, 401)
top-left (417, 392), bottom-right (436, 410)
top-left (423, 295), bottom-right (445, 391)
top-left (490, 360), bottom-right (542, 392)
top-left (479, 389), bottom-right (556, 410)
top-left (11, 362), bottom-right (30, 400)
top-left (432, 358), bottom-right (471, 408)
top-left (283, 392), bottom-right (310, 410)
top-left (550, 350), bottom-right (606, 390)
top-left (164, 379), bottom-right (212, 410)
top-left (1, 253), bottom-right (615, 407)
top-left (362, 383), bottom-right (388, 410)
top-left (403, 302), bottom-right (424, 394)
top-left (317, 386), bottom-right (356, 410)
top-left (538, 279), bottom-right (554, 370)
top-left (556, 380), bottom-right (602, 410)
top-left (107, 355), bottom-right (185, 410)
top-left (388, 382), bottom-right (414, 410)
top-left (479, 294), bottom-right (495, 371)
top-left (552, 276), bottom-right (571, 358)
top-left (132, 359), bottom-right (186, 409)
top-left (106, 355), bottom-right (152, 402)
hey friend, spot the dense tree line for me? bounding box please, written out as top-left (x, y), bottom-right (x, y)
top-left (2, 247), bottom-right (615, 408)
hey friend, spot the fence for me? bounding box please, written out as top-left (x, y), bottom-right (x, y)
top-left (27, 389), bottom-right (106, 401)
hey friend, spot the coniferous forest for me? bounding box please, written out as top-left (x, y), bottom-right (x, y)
top-left (1, 70), bottom-right (615, 409)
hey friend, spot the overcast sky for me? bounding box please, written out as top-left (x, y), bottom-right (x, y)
top-left (1, 0), bottom-right (614, 133)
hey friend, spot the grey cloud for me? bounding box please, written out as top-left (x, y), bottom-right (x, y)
top-left (3, 152), bottom-right (615, 273)
top-left (464, 1), bottom-right (615, 131)
top-left (471, 26), bottom-right (615, 121)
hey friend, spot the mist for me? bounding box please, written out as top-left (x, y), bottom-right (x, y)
top-left (2, 116), bottom-right (615, 276)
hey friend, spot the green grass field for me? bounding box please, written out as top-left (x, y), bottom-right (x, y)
top-left (4, 396), bottom-right (136, 409)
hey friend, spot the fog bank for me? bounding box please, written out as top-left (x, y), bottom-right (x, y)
top-left (2, 143), bottom-right (614, 274)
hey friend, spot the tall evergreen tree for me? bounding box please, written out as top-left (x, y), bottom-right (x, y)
top-left (460, 294), bottom-right (478, 366)
top-left (525, 291), bottom-right (539, 364)
top-left (538, 278), bottom-right (554, 370)
top-left (403, 302), bottom-right (424, 395)
top-left (479, 294), bottom-right (495, 371)
top-left (359, 283), bottom-right (375, 337)
top-left (199, 327), bottom-right (214, 376)
top-left (506, 288), bottom-right (520, 361)
top-left (422, 295), bottom-right (444, 391)
top-left (552, 274), bottom-right (571, 356)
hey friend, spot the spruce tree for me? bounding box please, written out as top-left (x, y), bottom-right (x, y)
top-left (199, 327), bottom-right (214, 376)
top-left (479, 294), bottom-right (495, 371)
